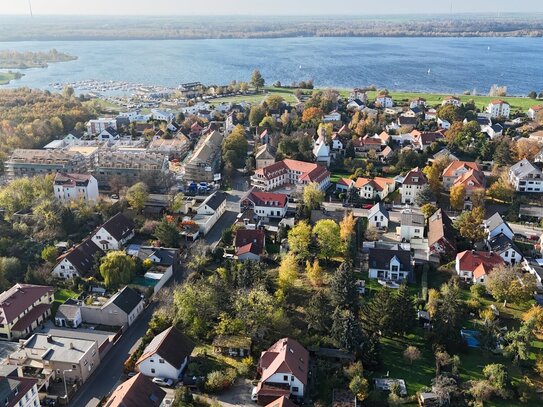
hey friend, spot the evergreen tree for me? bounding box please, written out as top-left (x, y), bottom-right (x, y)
top-left (392, 284), bottom-right (416, 335)
top-left (306, 290), bottom-right (332, 333)
top-left (362, 287), bottom-right (395, 336)
top-left (331, 307), bottom-right (364, 353)
top-left (330, 262), bottom-right (359, 312)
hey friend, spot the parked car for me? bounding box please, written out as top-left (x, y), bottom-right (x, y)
top-left (152, 377), bottom-right (174, 387)
top-left (110, 194), bottom-right (119, 200)
top-left (362, 204), bottom-right (374, 209)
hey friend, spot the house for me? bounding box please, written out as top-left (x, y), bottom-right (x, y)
top-left (353, 178), bottom-right (381, 200)
top-left (347, 99), bottom-right (365, 111)
top-left (442, 161), bottom-right (482, 190)
top-left (91, 213), bottom-right (135, 251)
top-left (398, 116), bottom-right (417, 130)
top-left (255, 338), bottom-right (309, 404)
top-left (52, 237), bottom-right (103, 279)
top-left (184, 130), bottom-right (223, 183)
top-left (87, 118), bottom-right (117, 135)
top-left (400, 167), bottom-right (428, 205)
top-left (484, 212), bottom-right (514, 240)
top-left (9, 333), bottom-right (100, 384)
top-left (193, 192), bottom-right (227, 235)
top-left (251, 159), bottom-right (330, 193)
top-left (312, 134), bottom-right (331, 166)
top-left (441, 96), bottom-right (461, 107)
top-left (323, 111), bottom-right (341, 123)
top-left (241, 189), bottom-right (288, 219)
top-left (335, 178), bottom-right (353, 193)
top-left (379, 146), bottom-right (394, 162)
top-left (482, 123), bottom-right (504, 139)
top-left (509, 159), bottom-right (543, 193)
top-left (455, 250), bottom-right (505, 284)
top-left (54, 173), bottom-right (99, 203)
top-left (349, 89), bottom-right (368, 104)
top-left (410, 97), bottom-right (427, 109)
top-left (428, 209), bottom-right (456, 259)
top-left (522, 258), bottom-right (543, 290)
top-left (352, 135), bottom-right (383, 155)
top-left (486, 233), bottom-right (523, 265)
top-left (0, 376), bottom-right (39, 407)
top-left (432, 148), bottom-right (458, 163)
top-left (151, 109), bottom-right (175, 122)
top-left (411, 131), bottom-right (444, 151)
top-left (367, 202), bottom-right (389, 229)
top-left (368, 247), bottom-right (413, 281)
top-left (105, 373), bottom-right (166, 407)
top-left (256, 144), bottom-right (277, 170)
top-left (137, 326), bottom-right (195, 380)
top-left (148, 136), bottom-right (190, 160)
top-left (399, 211), bottom-right (425, 241)
top-left (0, 284), bottom-right (54, 341)
top-left (437, 118), bottom-right (451, 130)
top-left (486, 100), bottom-right (510, 119)
top-left (528, 105), bottom-right (543, 121)
top-left (235, 229), bottom-right (266, 261)
top-left (375, 94), bottom-right (393, 108)
top-left (54, 303), bottom-right (82, 328)
top-left (418, 392), bottom-right (439, 407)
top-left (135, 247), bottom-right (179, 268)
top-left (97, 127), bottom-right (120, 142)
top-left (80, 286), bottom-right (144, 328)
top-left (425, 109), bottom-right (437, 120)
top-left (212, 335), bottom-right (252, 357)
top-left (452, 169), bottom-right (485, 208)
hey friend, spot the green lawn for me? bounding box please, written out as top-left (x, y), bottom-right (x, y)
top-left (52, 288), bottom-right (79, 318)
top-left (211, 86), bottom-right (299, 104)
top-left (0, 71), bottom-right (17, 85)
top-left (337, 89), bottom-right (538, 112)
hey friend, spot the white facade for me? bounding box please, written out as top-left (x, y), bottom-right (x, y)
top-left (496, 246), bottom-right (523, 265)
top-left (486, 101), bottom-right (510, 119)
top-left (151, 109), bottom-right (175, 122)
top-left (91, 227), bottom-right (134, 251)
top-left (87, 118), bottom-right (117, 135)
top-left (400, 224), bottom-right (424, 241)
top-left (312, 136), bottom-right (331, 166)
top-left (193, 195), bottom-right (227, 235)
top-left (376, 95), bottom-right (393, 108)
top-left (368, 210), bottom-right (389, 229)
top-left (509, 159), bottom-right (543, 193)
top-left (368, 256), bottom-right (410, 281)
top-left (138, 354), bottom-right (188, 381)
top-left (118, 111), bottom-right (151, 123)
top-left (52, 258), bottom-right (81, 279)
top-left (437, 118), bottom-right (451, 129)
top-left (441, 97), bottom-right (461, 107)
top-left (54, 175), bottom-right (99, 203)
top-left (264, 373), bottom-right (305, 398)
top-left (400, 184), bottom-right (424, 204)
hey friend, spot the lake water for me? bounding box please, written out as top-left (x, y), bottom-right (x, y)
top-left (1, 37), bottom-right (542, 95)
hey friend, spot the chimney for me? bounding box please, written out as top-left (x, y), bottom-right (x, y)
top-left (471, 249), bottom-right (476, 255)
top-left (46, 335), bottom-right (53, 343)
top-left (69, 342), bottom-right (75, 349)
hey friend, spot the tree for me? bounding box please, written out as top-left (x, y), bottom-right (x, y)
top-left (453, 210), bottom-right (485, 244)
top-left (41, 245), bottom-right (58, 263)
top-left (469, 380), bottom-right (495, 405)
top-left (249, 105), bottom-right (266, 127)
top-left (330, 262), bottom-right (359, 312)
top-left (431, 375), bottom-right (458, 406)
top-left (306, 289), bottom-right (332, 333)
top-left (483, 363), bottom-right (508, 390)
top-left (331, 307), bottom-right (364, 353)
top-left (126, 182), bottom-right (149, 212)
top-left (423, 163), bottom-right (443, 194)
top-left (403, 346), bottom-right (422, 365)
top-left (449, 184), bottom-right (465, 210)
top-left (522, 306), bottom-right (543, 336)
top-left (349, 375), bottom-right (369, 402)
top-left (0, 257), bottom-right (22, 285)
top-left (174, 281), bottom-right (220, 339)
top-left (313, 219), bottom-right (342, 261)
top-left (222, 125), bottom-right (248, 169)
top-left (515, 138), bottom-right (542, 161)
top-left (340, 212), bottom-right (356, 242)
top-left (277, 253), bottom-right (298, 294)
top-left (362, 287), bottom-right (395, 336)
top-left (393, 284), bottom-right (416, 335)
top-left (154, 218), bottom-right (180, 247)
top-left (528, 91), bottom-right (537, 99)
top-left (487, 169), bottom-right (514, 203)
top-left (169, 192), bottom-right (185, 213)
top-left (258, 116), bottom-right (276, 133)
top-left (302, 107), bottom-right (323, 124)
top-left (303, 182), bottom-right (324, 211)
top-left (287, 221), bottom-right (312, 260)
top-left (504, 318), bottom-right (535, 364)
top-left (265, 95), bottom-right (284, 110)
top-left (233, 287), bottom-right (283, 339)
top-left (432, 280), bottom-right (463, 350)
top-left (99, 251), bottom-right (136, 289)
top-left (415, 184), bottom-right (436, 206)
top-left (485, 264), bottom-right (537, 306)
top-left (421, 203), bottom-right (438, 219)
top-left (250, 69), bottom-right (265, 91)
top-left (306, 259), bottom-right (324, 287)
top-left (427, 288), bottom-right (440, 318)
top-left (437, 104), bottom-right (458, 124)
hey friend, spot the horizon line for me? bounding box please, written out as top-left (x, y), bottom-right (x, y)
top-left (1, 12), bottom-right (542, 17)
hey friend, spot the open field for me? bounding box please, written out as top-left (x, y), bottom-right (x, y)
top-left (210, 87), bottom-right (299, 105)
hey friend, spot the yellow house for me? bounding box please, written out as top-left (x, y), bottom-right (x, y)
top-left (0, 284), bottom-right (54, 341)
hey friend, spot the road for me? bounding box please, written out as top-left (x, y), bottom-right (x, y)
top-left (204, 192), bottom-right (242, 247)
top-left (70, 302), bottom-right (157, 407)
top-left (509, 222), bottom-right (543, 238)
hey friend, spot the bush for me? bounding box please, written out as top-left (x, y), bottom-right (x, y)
top-left (467, 298), bottom-right (482, 313)
top-left (140, 220), bottom-right (160, 235)
top-left (470, 284), bottom-right (487, 298)
top-left (205, 369), bottom-right (237, 393)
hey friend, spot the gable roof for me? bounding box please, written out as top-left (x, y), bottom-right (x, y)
top-left (428, 209), bottom-right (456, 248)
top-left (54, 173), bottom-right (93, 187)
top-left (453, 168), bottom-right (485, 190)
top-left (57, 238), bottom-right (104, 276)
top-left (254, 159), bottom-right (330, 184)
top-left (259, 338), bottom-right (309, 386)
top-left (510, 158), bottom-right (542, 178)
top-left (235, 229), bottom-right (265, 255)
top-left (368, 202), bottom-right (389, 220)
top-left (201, 192), bottom-right (227, 211)
top-left (484, 212), bottom-right (511, 234)
top-left (137, 247), bottom-right (178, 266)
top-left (110, 287), bottom-right (143, 315)
top-left (442, 161), bottom-right (481, 178)
top-left (244, 189), bottom-right (288, 208)
top-left (137, 326), bottom-right (195, 368)
top-left (0, 284), bottom-right (53, 325)
top-left (487, 233), bottom-right (521, 255)
top-left (456, 250), bottom-right (504, 278)
top-left (402, 167), bottom-right (427, 186)
top-left (265, 396), bottom-right (297, 407)
top-left (100, 213), bottom-right (135, 242)
top-left (368, 248), bottom-right (413, 272)
top-left (105, 373), bottom-right (166, 407)
top-left (400, 211), bottom-right (425, 228)
top-left (256, 144), bottom-right (277, 160)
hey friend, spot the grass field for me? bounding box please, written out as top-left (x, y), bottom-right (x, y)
top-left (336, 89), bottom-right (538, 113)
top-left (0, 72), bottom-right (17, 85)
top-left (210, 86), bottom-right (299, 104)
top-left (52, 288), bottom-right (80, 317)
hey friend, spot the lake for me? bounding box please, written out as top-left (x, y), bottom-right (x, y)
top-left (1, 37), bottom-right (542, 95)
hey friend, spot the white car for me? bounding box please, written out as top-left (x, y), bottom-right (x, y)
top-left (251, 386), bottom-right (258, 401)
top-left (152, 377), bottom-right (174, 387)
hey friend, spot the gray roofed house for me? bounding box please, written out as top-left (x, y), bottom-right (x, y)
top-left (91, 213), bottom-right (135, 251)
top-left (484, 212), bottom-right (514, 240)
top-left (111, 287), bottom-right (144, 315)
top-left (203, 192), bottom-right (227, 212)
top-left (400, 210), bottom-right (425, 241)
top-left (487, 233), bottom-right (523, 265)
top-left (508, 158), bottom-right (543, 193)
top-left (55, 304), bottom-right (82, 328)
top-left (367, 203), bottom-right (389, 229)
top-left (137, 247), bottom-right (179, 267)
top-left (368, 247), bottom-right (413, 282)
top-left (52, 238), bottom-right (104, 279)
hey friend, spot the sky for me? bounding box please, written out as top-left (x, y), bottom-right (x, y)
top-left (3, 0), bottom-right (543, 16)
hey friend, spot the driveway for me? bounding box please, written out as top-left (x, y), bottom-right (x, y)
top-left (204, 192), bottom-right (242, 247)
top-left (200, 379), bottom-right (254, 407)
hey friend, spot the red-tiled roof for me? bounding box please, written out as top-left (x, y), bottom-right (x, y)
top-left (245, 190), bottom-right (288, 208)
top-left (442, 161), bottom-right (481, 178)
top-left (402, 167), bottom-right (428, 186)
top-left (254, 159), bottom-right (330, 185)
top-left (265, 396), bottom-right (297, 407)
top-left (490, 100), bottom-right (508, 105)
top-left (106, 373), bottom-right (166, 407)
top-left (453, 168), bottom-right (485, 190)
top-left (54, 172), bottom-right (93, 187)
top-left (259, 337), bottom-right (309, 386)
top-left (235, 229), bottom-right (265, 255)
top-left (0, 284), bottom-right (53, 325)
top-left (456, 250), bottom-right (504, 276)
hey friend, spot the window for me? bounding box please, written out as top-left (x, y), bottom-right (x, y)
top-left (292, 387), bottom-right (299, 392)
top-left (151, 368), bottom-right (155, 374)
top-left (150, 359), bottom-right (154, 363)
top-left (283, 375), bottom-right (288, 381)
top-left (159, 359), bottom-right (164, 364)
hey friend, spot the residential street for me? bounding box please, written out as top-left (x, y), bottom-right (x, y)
top-left (70, 302), bottom-right (157, 407)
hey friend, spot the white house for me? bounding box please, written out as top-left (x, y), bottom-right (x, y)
top-left (312, 134), bottom-right (331, 166)
top-left (399, 210), bottom-right (425, 241)
top-left (97, 127), bottom-right (120, 142)
top-left (368, 247), bottom-right (413, 281)
top-left (483, 212), bottom-right (514, 240)
top-left (118, 111), bottom-right (151, 123)
top-left (193, 192), bottom-right (227, 235)
top-left (347, 99), bottom-right (365, 111)
top-left (52, 238), bottom-right (103, 279)
top-left (486, 233), bottom-right (523, 266)
top-left (486, 100), bottom-right (510, 119)
top-left (251, 159), bottom-right (330, 193)
top-left (151, 109), bottom-right (175, 122)
top-left (322, 111), bottom-right (341, 123)
top-left (441, 96), bottom-right (461, 107)
top-left (0, 376), bottom-right (39, 407)
top-left (410, 97), bottom-right (427, 109)
top-left (528, 105), bottom-right (543, 121)
top-left (437, 118), bottom-right (451, 130)
top-left (455, 250), bottom-right (505, 284)
top-left (400, 167), bottom-right (428, 205)
top-left (91, 213), bottom-right (135, 251)
top-left (367, 202), bottom-right (389, 229)
top-left (375, 94), bottom-right (393, 108)
top-left (87, 118), bottom-right (117, 135)
top-left (54, 173), bottom-right (99, 203)
top-left (241, 189), bottom-right (288, 219)
top-left (137, 326), bottom-right (195, 380)
top-left (255, 338), bottom-right (309, 403)
top-left (55, 303), bottom-right (82, 328)
top-left (481, 123), bottom-right (504, 139)
top-left (509, 158), bottom-right (543, 193)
